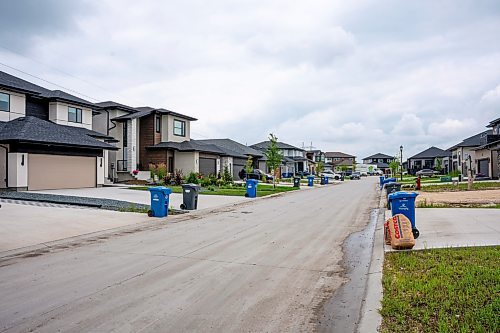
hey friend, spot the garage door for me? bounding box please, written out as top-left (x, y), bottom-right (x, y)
top-left (233, 158), bottom-right (247, 179)
top-left (199, 157), bottom-right (216, 176)
top-left (478, 159), bottom-right (489, 177)
top-left (28, 154), bottom-right (96, 190)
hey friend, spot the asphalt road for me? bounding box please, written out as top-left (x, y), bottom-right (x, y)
top-left (0, 177), bottom-right (379, 333)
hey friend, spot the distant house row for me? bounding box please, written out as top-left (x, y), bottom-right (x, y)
top-left (361, 117), bottom-right (500, 179)
top-left (1, 71), bottom-right (361, 191)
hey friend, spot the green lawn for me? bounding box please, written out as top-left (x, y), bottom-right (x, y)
top-left (381, 246), bottom-right (499, 333)
top-left (128, 184), bottom-right (297, 197)
top-left (420, 181), bottom-right (500, 192)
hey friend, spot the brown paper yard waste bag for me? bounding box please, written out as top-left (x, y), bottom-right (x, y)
top-left (384, 219), bottom-right (392, 245)
top-left (388, 214), bottom-right (415, 250)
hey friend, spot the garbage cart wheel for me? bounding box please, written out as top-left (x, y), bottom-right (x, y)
top-left (412, 228), bottom-right (420, 239)
top-left (147, 210), bottom-right (154, 217)
top-left (180, 203), bottom-right (186, 210)
top-left (244, 193), bottom-right (249, 198)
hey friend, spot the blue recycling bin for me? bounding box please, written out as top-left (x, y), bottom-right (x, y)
top-left (388, 191), bottom-right (420, 238)
top-left (148, 186), bottom-right (172, 217)
top-left (383, 177), bottom-right (397, 185)
top-left (307, 175), bottom-right (315, 187)
top-left (379, 176), bottom-right (385, 187)
top-left (245, 179), bottom-right (259, 198)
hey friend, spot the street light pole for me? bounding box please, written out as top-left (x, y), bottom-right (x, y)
top-left (400, 145), bottom-right (403, 181)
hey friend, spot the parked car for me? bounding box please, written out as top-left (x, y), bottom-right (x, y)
top-left (247, 169), bottom-right (274, 182)
top-left (359, 171), bottom-right (368, 177)
top-left (320, 170), bottom-right (341, 180)
top-left (474, 173), bottom-right (490, 181)
top-left (416, 169), bottom-right (439, 177)
top-left (350, 172), bottom-right (361, 180)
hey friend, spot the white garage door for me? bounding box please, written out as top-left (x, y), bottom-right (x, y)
top-left (28, 154), bottom-right (96, 190)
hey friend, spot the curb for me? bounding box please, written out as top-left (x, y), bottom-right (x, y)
top-left (357, 185), bottom-right (386, 332)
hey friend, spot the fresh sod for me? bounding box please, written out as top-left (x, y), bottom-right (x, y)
top-left (127, 184), bottom-right (297, 197)
top-left (380, 246), bottom-right (499, 333)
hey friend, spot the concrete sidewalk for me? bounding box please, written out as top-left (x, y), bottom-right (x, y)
top-left (384, 208), bottom-right (500, 251)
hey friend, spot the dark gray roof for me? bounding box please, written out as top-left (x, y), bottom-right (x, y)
top-left (448, 130), bottom-right (493, 150)
top-left (112, 107), bottom-right (197, 121)
top-left (95, 101), bottom-right (137, 112)
top-left (487, 117), bottom-right (500, 127)
top-left (195, 139), bottom-right (264, 158)
top-left (325, 151), bottom-right (355, 158)
top-left (251, 141), bottom-right (305, 151)
top-left (409, 146), bottom-right (451, 159)
top-left (363, 153), bottom-right (394, 159)
top-left (0, 116), bottom-right (117, 150)
top-left (0, 71), bottom-right (96, 108)
top-left (147, 140), bottom-right (225, 155)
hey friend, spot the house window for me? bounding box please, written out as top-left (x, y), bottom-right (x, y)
top-left (155, 116), bottom-right (161, 133)
top-left (173, 119), bottom-right (185, 136)
top-left (123, 122), bottom-right (128, 147)
top-left (0, 92), bottom-right (10, 112)
top-left (68, 107), bottom-right (82, 123)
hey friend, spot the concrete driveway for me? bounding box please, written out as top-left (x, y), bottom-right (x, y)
top-left (0, 202), bottom-right (149, 252)
top-left (34, 186), bottom-right (247, 210)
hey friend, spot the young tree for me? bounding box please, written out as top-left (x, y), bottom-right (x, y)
top-left (389, 160), bottom-right (400, 178)
top-left (264, 133), bottom-right (283, 188)
top-left (244, 156), bottom-right (254, 175)
top-left (316, 161), bottom-right (324, 176)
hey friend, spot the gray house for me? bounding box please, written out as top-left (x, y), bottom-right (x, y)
top-left (0, 71), bottom-right (117, 191)
top-left (362, 153), bottom-right (395, 174)
top-left (448, 130), bottom-right (492, 177)
top-left (407, 146), bottom-right (451, 175)
top-left (251, 141), bottom-right (308, 176)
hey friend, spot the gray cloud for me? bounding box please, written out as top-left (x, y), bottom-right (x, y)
top-left (0, 0), bottom-right (499, 159)
top-left (0, 0), bottom-right (91, 51)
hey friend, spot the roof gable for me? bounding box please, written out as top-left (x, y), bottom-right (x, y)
top-left (195, 138), bottom-right (263, 158)
top-left (0, 116), bottom-right (117, 150)
top-left (251, 140), bottom-right (304, 151)
top-left (325, 151), bottom-right (355, 158)
top-left (409, 146), bottom-right (451, 159)
top-left (363, 153), bottom-right (394, 159)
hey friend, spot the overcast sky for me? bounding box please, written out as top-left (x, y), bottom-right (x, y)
top-left (1, 0), bottom-right (499, 159)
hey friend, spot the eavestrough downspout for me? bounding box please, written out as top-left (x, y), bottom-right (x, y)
top-left (0, 144), bottom-right (8, 188)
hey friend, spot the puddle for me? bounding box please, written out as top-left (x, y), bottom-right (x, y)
top-left (317, 208), bottom-right (379, 333)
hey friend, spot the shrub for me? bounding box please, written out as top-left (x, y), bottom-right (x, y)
top-left (222, 164), bottom-right (233, 184)
top-left (201, 176), bottom-right (211, 187)
top-left (448, 170), bottom-right (460, 177)
top-left (174, 169), bottom-right (184, 185)
top-left (185, 171), bottom-right (199, 184)
top-left (209, 174), bottom-right (218, 185)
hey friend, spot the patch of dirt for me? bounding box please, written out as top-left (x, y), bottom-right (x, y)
top-left (417, 189), bottom-right (500, 204)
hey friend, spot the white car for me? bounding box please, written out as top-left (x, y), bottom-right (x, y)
top-left (320, 170), bottom-right (341, 180)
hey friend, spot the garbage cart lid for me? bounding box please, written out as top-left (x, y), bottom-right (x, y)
top-left (161, 187), bottom-right (173, 195)
top-left (148, 186), bottom-right (168, 192)
top-left (247, 179), bottom-right (259, 184)
top-left (384, 182), bottom-right (401, 187)
top-left (388, 191), bottom-right (418, 200)
top-left (182, 183), bottom-right (200, 189)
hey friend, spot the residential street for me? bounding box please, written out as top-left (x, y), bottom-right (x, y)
top-left (0, 178), bottom-right (379, 333)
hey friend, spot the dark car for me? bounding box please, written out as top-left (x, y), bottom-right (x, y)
top-left (350, 172), bottom-right (361, 180)
top-left (247, 169), bottom-right (273, 182)
top-left (474, 173), bottom-right (490, 181)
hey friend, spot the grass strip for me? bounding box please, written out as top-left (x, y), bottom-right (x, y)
top-left (381, 246), bottom-right (500, 333)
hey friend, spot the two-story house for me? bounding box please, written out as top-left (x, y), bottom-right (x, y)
top-left (474, 117), bottom-right (500, 179)
top-left (362, 153), bottom-right (395, 174)
top-left (407, 147), bottom-right (451, 175)
top-left (305, 150), bottom-right (325, 174)
top-left (251, 141), bottom-right (308, 176)
top-left (0, 71), bottom-right (117, 190)
top-left (93, 102), bottom-right (241, 180)
top-left (325, 152), bottom-right (356, 172)
top-left (448, 130), bottom-right (492, 177)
